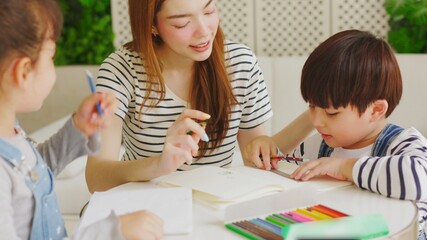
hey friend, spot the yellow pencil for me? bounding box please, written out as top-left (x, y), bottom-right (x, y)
top-left (295, 208), bottom-right (327, 221)
top-left (186, 121), bottom-right (207, 135)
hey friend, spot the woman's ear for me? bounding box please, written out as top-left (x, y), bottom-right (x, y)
top-left (152, 26), bottom-right (159, 37)
top-left (12, 57), bottom-right (32, 88)
top-left (370, 99), bottom-right (388, 122)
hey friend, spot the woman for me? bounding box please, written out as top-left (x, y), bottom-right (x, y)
top-left (86, 0), bottom-right (312, 192)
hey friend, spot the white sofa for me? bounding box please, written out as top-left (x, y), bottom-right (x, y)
top-left (26, 55), bottom-right (427, 234)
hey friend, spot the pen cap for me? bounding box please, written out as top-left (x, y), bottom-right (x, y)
top-left (85, 69), bottom-right (93, 79)
top-left (85, 70), bottom-right (95, 92)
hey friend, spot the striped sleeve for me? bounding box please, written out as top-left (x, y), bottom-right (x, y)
top-left (353, 127), bottom-right (427, 201)
top-left (225, 42), bottom-right (273, 130)
top-left (417, 201), bottom-right (427, 230)
top-left (96, 48), bottom-right (138, 120)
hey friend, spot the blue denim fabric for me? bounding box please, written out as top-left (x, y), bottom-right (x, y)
top-left (0, 139), bottom-right (66, 240)
top-left (419, 228), bottom-right (427, 240)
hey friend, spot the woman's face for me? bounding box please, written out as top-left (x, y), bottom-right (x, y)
top-left (155, 0), bottom-right (219, 62)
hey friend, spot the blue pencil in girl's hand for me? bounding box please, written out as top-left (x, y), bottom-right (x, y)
top-left (85, 70), bottom-right (103, 116)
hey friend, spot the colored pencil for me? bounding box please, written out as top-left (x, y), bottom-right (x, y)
top-left (295, 208), bottom-right (325, 220)
top-left (271, 155), bottom-right (303, 161)
top-left (234, 221), bottom-right (282, 240)
top-left (186, 121), bottom-right (207, 135)
top-left (250, 218), bottom-right (282, 236)
top-left (265, 215), bottom-right (288, 227)
top-left (311, 204), bottom-right (348, 218)
top-left (225, 223), bottom-right (260, 240)
top-left (306, 207), bottom-right (334, 220)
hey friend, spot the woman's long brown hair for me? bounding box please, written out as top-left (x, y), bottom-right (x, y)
top-left (126, 0), bottom-right (237, 158)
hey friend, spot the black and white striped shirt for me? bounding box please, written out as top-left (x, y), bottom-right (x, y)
top-left (292, 127), bottom-right (427, 231)
top-left (96, 41), bottom-right (272, 170)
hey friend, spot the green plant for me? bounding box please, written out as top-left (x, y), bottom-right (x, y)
top-left (385, 0), bottom-right (427, 53)
top-left (55, 0), bottom-right (115, 65)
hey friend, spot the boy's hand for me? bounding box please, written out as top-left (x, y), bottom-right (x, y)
top-left (290, 157), bottom-right (357, 181)
top-left (244, 135), bottom-right (279, 170)
top-left (73, 92), bottom-right (117, 136)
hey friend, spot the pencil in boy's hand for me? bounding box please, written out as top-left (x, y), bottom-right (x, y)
top-left (271, 147), bottom-right (303, 161)
top-left (270, 155), bottom-right (303, 161)
top-left (85, 70), bottom-right (103, 116)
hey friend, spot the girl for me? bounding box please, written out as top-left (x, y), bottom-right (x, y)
top-left (0, 0), bottom-right (207, 239)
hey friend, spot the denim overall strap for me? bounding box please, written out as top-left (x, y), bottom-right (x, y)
top-left (0, 138), bottom-right (67, 240)
top-left (318, 140), bottom-right (334, 158)
top-left (0, 140), bottom-right (23, 168)
top-left (371, 124), bottom-right (404, 157)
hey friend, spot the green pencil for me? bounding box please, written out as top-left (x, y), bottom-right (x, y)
top-left (225, 223), bottom-right (260, 240)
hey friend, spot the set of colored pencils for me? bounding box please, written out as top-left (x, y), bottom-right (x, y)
top-left (225, 204), bottom-right (348, 240)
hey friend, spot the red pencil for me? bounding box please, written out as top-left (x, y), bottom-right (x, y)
top-left (310, 204), bottom-right (348, 218)
top-left (270, 156), bottom-right (303, 161)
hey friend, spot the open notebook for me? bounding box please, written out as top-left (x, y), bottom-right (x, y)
top-left (159, 166), bottom-right (284, 209)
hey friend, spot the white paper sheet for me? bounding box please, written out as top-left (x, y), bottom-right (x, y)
top-left (79, 187), bottom-right (192, 235)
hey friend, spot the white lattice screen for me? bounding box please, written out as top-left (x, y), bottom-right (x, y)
top-left (110, 0), bottom-right (389, 56)
top-left (255, 0), bottom-right (330, 56)
top-left (111, 0), bottom-right (131, 49)
top-left (216, 0), bottom-right (255, 50)
top-left (331, 0), bottom-right (389, 36)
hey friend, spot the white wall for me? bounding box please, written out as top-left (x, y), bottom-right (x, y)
top-left (17, 66), bottom-right (98, 133)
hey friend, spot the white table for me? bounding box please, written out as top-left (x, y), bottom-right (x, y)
top-left (109, 173), bottom-right (418, 240)
top-left (26, 115), bottom-right (419, 238)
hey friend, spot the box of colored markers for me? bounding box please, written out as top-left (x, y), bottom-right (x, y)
top-left (225, 204), bottom-right (389, 240)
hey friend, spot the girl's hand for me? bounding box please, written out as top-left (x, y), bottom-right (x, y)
top-left (73, 92), bottom-right (117, 136)
top-left (119, 210), bottom-right (164, 240)
top-left (290, 157), bottom-right (357, 181)
top-left (244, 135), bottom-right (279, 170)
top-left (159, 109), bottom-right (211, 174)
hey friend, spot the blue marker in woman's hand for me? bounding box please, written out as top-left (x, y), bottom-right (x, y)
top-left (85, 70), bottom-right (103, 116)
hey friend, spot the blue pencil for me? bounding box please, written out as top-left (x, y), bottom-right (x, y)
top-left (85, 70), bottom-right (103, 116)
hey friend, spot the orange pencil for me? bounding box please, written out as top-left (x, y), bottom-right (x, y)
top-left (305, 207), bottom-right (333, 220)
top-left (311, 204), bottom-right (348, 218)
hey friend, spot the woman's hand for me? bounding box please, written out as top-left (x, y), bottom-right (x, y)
top-left (290, 157), bottom-right (357, 181)
top-left (120, 210), bottom-right (164, 240)
top-left (243, 135), bottom-right (279, 170)
top-left (158, 109), bottom-right (211, 174)
top-left (73, 92), bottom-right (118, 136)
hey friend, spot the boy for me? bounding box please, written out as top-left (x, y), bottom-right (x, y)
top-left (246, 30), bottom-right (427, 239)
